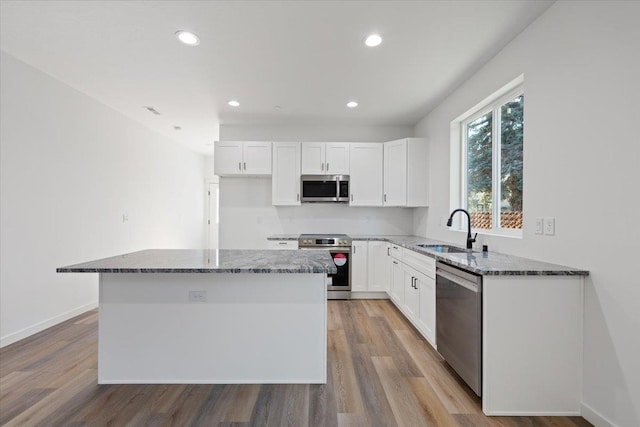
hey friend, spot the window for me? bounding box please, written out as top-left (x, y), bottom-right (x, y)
top-left (453, 78), bottom-right (524, 237)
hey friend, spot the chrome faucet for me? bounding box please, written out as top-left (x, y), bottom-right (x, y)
top-left (446, 208), bottom-right (477, 249)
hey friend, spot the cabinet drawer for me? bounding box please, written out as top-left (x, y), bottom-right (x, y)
top-left (267, 240), bottom-right (299, 249)
top-left (390, 244), bottom-right (403, 260)
top-left (403, 249), bottom-right (436, 278)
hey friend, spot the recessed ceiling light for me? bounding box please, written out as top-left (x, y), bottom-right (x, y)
top-left (346, 101), bottom-right (359, 108)
top-left (364, 34), bottom-right (382, 47)
top-left (228, 100), bottom-right (240, 107)
top-left (175, 31), bottom-right (200, 46)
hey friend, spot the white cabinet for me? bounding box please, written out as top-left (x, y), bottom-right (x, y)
top-left (368, 241), bottom-right (390, 292)
top-left (301, 142), bottom-right (350, 174)
top-left (272, 142), bottom-right (301, 205)
top-left (383, 139), bottom-right (407, 205)
top-left (417, 272), bottom-right (436, 344)
top-left (349, 143), bottom-right (383, 206)
top-left (403, 265), bottom-right (420, 320)
top-left (387, 246), bottom-right (437, 347)
top-left (383, 138), bottom-right (429, 207)
top-left (267, 240), bottom-right (299, 249)
top-left (390, 257), bottom-right (403, 305)
top-left (351, 241), bottom-right (368, 292)
top-left (214, 141), bottom-right (272, 176)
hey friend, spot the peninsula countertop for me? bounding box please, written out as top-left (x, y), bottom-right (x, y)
top-left (57, 249), bottom-right (338, 274)
top-left (267, 234), bottom-right (589, 276)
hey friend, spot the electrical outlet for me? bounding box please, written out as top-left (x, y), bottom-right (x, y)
top-left (122, 214), bottom-right (129, 223)
top-left (188, 290), bottom-right (207, 303)
top-left (544, 218), bottom-right (555, 236)
top-left (535, 218), bottom-right (544, 235)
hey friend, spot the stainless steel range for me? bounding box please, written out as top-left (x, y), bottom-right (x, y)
top-left (298, 234), bottom-right (352, 299)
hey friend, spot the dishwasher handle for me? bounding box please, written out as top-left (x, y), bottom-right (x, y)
top-left (436, 268), bottom-right (481, 293)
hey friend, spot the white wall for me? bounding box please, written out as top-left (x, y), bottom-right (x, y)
top-left (0, 52), bottom-right (206, 347)
top-left (216, 124), bottom-right (414, 248)
top-left (413, 2), bottom-right (639, 426)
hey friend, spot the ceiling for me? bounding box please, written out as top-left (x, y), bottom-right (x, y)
top-left (0, 1), bottom-right (553, 153)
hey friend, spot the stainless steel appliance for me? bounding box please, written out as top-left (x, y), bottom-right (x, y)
top-left (300, 175), bottom-right (349, 203)
top-left (436, 261), bottom-right (483, 396)
top-left (298, 234), bottom-right (352, 299)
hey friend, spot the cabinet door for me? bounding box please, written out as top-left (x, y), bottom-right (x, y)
top-left (351, 241), bottom-right (368, 292)
top-left (243, 142), bottom-right (272, 175)
top-left (406, 138), bottom-right (429, 206)
top-left (349, 143), bottom-right (383, 206)
top-left (390, 258), bottom-right (403, 304)
top-left (417, 272), bottom-right (436, 346)
top-left (325, 143), bottom-right (350, 174)
top-left (301, 143), bottom-right (326, 174)
top-left (403, 265), bottom-right (419, 320)
top-left (214, 141), bottom-right (244, 175)
top-left (383, 139), bottom-right (407, 206)
top-left (272, 142), bottom-right (301, 206)
top-left (368, 241), bottom-right (390, 292)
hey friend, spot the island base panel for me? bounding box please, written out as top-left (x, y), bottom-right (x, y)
top-left (98, 273), bottom-right (327, 384)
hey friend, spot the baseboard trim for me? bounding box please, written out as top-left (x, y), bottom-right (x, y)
top-left (581, 402), bottom-right (618, 427)
top-left (350, 291), bottom-right (390, 299)
top-left (0, 301), bottom-right (98, 348)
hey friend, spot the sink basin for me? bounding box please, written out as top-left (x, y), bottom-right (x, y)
top-left (415, 244), bottom-right (469, 253)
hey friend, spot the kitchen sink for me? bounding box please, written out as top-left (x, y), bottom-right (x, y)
top-left (415, 244), bottom-right (469, 253)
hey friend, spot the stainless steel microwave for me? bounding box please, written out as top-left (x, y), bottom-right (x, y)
top-left (300, 175), bottom-right (349, 203)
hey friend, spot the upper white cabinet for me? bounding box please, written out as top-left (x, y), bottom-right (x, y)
top-left (383, 138), bottom-right (429, 207)
top-left (301, 142), bottom-right (350, 175)
top-left (214, 141), bottom-right (272, 176)
top-left (272, 142), bottom-right (301, 206)
top-left (349, 143), bottom-right (383, 206)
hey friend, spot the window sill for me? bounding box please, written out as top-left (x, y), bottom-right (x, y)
top-left (451, 228), bottom-right (523, 240)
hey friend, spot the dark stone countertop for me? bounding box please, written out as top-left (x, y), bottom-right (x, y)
top-left (57, 249), bottom-right (337, 274)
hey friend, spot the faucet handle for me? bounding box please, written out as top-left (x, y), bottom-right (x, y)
top-left (471, 233), bottom-right (477, 243)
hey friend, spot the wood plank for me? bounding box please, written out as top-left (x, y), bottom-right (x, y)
top-left (328, 329), bottom-right (364, 414)
top-left (372, 356), bottom-right (429, 427)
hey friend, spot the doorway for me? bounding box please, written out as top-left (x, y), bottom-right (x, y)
top-left (208, 182), bottom-right (219, 249)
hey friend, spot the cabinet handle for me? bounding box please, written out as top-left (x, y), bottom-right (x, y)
top-left (297, 193), bottom-right (300, 201)
top-left (327, 163), bottom-right (329, 171)
top-left (393, 261), bottom-right (398, 265)
top-left (243, 162), bottom-right (246, 170)
top-left (384, 194), bottom-right (387, 202)
top-left (387, 247), bottom-right (390, 256)
top-left (321, 163), bottom-right (324, 171)
top-left (238, 162), bottom-right (242, 171)
top-left (353, 245), bottom-right (356, 254)
top-left (279, 242), bottom-right (287, 245)
top-left (350, 194), bottom-right (353, 202)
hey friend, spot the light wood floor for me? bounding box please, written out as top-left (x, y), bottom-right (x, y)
top-left (0, 300), bottom-right (591, 426)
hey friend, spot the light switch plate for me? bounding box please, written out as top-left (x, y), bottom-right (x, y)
top-left (535, 218), bottom-right (544, 235)
top-left (544, 218), bottom-right (555, 236)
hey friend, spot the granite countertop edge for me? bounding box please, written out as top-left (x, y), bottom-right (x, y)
top-left (57, 249), bottom-right (338, 275)
top-left (266, 234), bottom-right (589, 276)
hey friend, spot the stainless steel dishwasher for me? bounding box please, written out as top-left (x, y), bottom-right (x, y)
top-left (436, 261), bottom-right (482, 396)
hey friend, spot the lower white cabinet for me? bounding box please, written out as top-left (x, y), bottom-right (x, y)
top-left (388, 248), bottom-right (437, 347)
top-left (368, 241), bottom-right (390, 292)
top-left (390, 258), bottom-right (403, 304)
top-left (351, 241), bottom-right (391, 294)
top-left (351, 241), bottom-right (369, 292)
top-left (403, 265), bottom-right (420, 319)
top-left (416, 272), bottom-right (436, 344)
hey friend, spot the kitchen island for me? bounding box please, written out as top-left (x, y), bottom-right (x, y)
top-left (57, 249), bottom-right (336, 384)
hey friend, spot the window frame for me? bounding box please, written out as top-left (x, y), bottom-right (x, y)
top-left (454, 79), bottom-right (524, 238)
